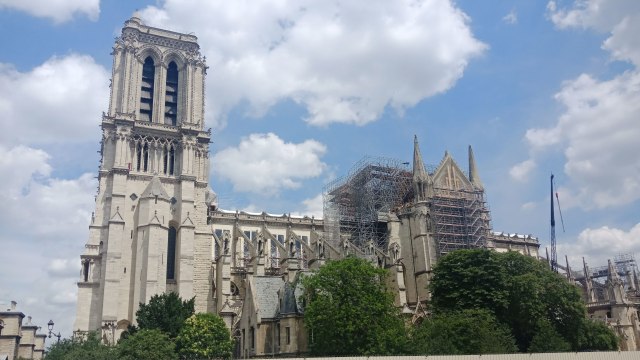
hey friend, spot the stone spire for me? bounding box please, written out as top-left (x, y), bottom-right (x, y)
top-left (583, 257), bottom-right (596, 302)
top-left (607, 259), bottom-right (626, 304)
top-left (468, 145), bottom-right (483, 189)
top-left (413, 135), bottom-right (432, 202)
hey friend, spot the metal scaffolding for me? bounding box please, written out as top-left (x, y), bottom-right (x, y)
top-left (323, 157), bottom-right (412, 248)
top-left (431, 188), bottom-right (491, 256)
top-left (575, 253), bottom-right (639, 292)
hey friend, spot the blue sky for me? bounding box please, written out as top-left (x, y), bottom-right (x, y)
top-left (1, 0), bottom-right (639, 338)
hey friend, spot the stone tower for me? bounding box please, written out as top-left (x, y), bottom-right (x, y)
top-left (74, 15), bottom-right (214, 340)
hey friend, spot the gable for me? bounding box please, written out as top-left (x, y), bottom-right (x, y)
top-left (432, 154), bottom-right (472, 191)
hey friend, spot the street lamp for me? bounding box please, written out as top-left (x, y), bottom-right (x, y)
top-left (47, 320), bottom-right (61, 343)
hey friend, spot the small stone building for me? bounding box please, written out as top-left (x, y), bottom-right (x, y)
top-left (0, 302), bottom-right (46, 360)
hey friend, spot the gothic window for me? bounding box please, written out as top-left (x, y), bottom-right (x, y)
top-left (249, 327), bottom-right (255, 349)
top-left (163, 145), bottom-right (169, 175)
top-left (230, 282), bottom-right (240, 296)
top-left (140, 57), bottom-right (155, 122)
top-left (83, 260), bottom-right (90, 282)
top-left (169, 145), bottom-right (175, 175)
top-left (136, 142), bottom-right (142, 171)
top-left (167, 226), bottom-right (177, 280)
top-left (165, 61), bottom-right (178, 126)
top-left (143, 143), bottom-right (149, 172)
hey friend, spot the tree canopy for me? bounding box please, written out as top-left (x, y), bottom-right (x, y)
top-left (176, 312), bottom-right (234, 360)
top-left (136, 292), bottom-right (195, 338)
top-left (45, 332), bottom-right (116, 360)
top-left (410, 309), bottom-right (517, 355)
top-left (117, 329), bottom-right (178, 360)
top-left (302, 257), bottom-right (407, 356)
top-left (430, 249), bottom-right (618, 352)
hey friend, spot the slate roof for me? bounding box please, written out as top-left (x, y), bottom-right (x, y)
top-left (254, 276), bottom-right (284, 319)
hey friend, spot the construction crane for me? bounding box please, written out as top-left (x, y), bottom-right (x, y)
top-left (550, 174), bottom-right (565, 273)
top-left (550, 174), bottom-right (558, 272)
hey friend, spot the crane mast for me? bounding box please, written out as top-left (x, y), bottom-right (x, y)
top-left (550, 174), bottom-right (558, 273)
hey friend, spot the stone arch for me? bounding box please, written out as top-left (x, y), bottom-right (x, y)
top-left (162, 50), bottom-right (186, 69)
top-left (136, 45), bottom-right (162, 65)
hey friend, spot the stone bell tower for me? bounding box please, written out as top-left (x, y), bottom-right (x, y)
top-left (74, 15), bottom-right (215, 340)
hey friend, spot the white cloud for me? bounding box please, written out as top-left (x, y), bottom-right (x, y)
top-left (291, 193), bottom-right (324, 218)
top-left (211, 133), bottom-right (327, 195)
top-left (139, 0), bottom-right (486, 128)
top-left (517, 2), bottom-right (640, 209)
top-left (547, 0), bottom-right (640, 66)
top-left (0, 0), bottom-right (100, 23)
top-left (509, 159), bottom-right (536, 182)
top-left (0, 145), bottom-right (95, 338)
top-left (503, 9), bottom-right (518, 25)
top-left (559, 223), bottom-right (640, 267)
top-left (0, 54), bottom-right (109, 146)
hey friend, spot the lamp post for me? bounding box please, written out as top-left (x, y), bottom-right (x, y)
top-left (47, 320), bottom-right (61, 343)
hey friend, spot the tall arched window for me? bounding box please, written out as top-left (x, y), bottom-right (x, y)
top-left (165, 61), bottom-right (178, 126)
top-left (143, 143), bottom-right (149, 172)
top-left (169, 145), bottom-right (175, 175)
top-left (83, 260), bottom-right (90, 282)
top-left (136, 142), bottom-right (143, 171)
top-left (167, 226), bottom-right (177, 280)
top-left (163, 145), bottom-right (169, 175)
top-left (140, 57), bottom-right (155, 122)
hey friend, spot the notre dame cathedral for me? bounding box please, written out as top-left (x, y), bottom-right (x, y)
top-left (74, 16), bottom-right (640, 356)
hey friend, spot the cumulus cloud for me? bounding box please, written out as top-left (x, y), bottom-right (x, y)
top-left (0, 144), bottom-right (95, 238)
top-left (559, 223), bottom-right (640, 267)
top-left (509, 159), bottom-right (536, 182)
top-left (291, 193), bottom-right (324, 218)
top-left (211, 133), bottom-right (327, 195)
top-left (516, 2), bottom-right (640, 209)
top-left (139, 0), bottom-right (486, 128)
top-left (0, 145), bottom-right (96, 337)
top-left (0, 54), bottom-right (109, 146)
top-left (0, 0), bottom-right (100, 23)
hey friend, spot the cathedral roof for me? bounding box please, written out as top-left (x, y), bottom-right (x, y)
top-left (141, 175), bottom-right (170, 200)
top-left (254, 276), bottom-right (285, 319)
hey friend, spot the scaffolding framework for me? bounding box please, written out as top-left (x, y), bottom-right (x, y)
top-left (431, 188), bottom-right (491, 256)
top-left (575, 253), bottom-right (639, 291)
top-left (323, 157), bottom-right (412, 248)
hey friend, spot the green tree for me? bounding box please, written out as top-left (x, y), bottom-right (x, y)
top-left (302, 257), bottom-right (407, 356)
top-left (430, 249), bottom-right (510, 315)
top-left (527, 320), bottom-right (571, 353)
top-left (117, 329), bottom-right (178, 360)
top-left (45, 332), bottom-right (116, 360)
top-left (410, 309), bottom-right (517, 355)
top-left (430, 250), bottom-right (590, 352)
top-left (176, 312), bottom-right (234, 360)
top-left (136, 292), bottom-right (195, 338)
top-left (577, 318), bottom-right (619, 351)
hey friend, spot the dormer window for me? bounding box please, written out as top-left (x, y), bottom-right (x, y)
top-left (165, 61), bottom-right (178, 125)
top-left (140, 57), bottom-right (155, 122)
